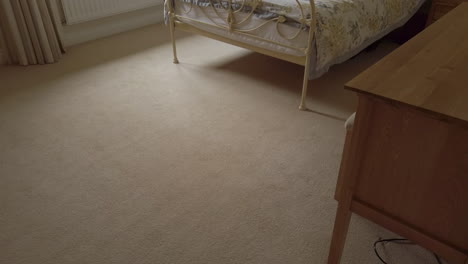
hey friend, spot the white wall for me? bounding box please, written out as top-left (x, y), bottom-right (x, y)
top-left (62, 2), bottom-right (165, 47)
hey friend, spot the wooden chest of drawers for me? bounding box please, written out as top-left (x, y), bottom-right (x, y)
top-left (328, 4), bottom-right (468, 264)
top-left (427, 0), bottom-right (468, 25)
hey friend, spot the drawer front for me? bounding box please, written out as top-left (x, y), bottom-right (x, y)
top-left (353, 101), bottom-right (468, 253)
top-left (428, 0), bottom-right (468, 25)
top-left (433, 3), bottom-right (458, 20)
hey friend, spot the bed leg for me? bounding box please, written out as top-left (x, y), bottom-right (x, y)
top-left (169, 13), bottom-right (179, 64)
top-left (299, 75), bottom-right (309, 110)
top-left (299, 58), bottom-right (311, 111)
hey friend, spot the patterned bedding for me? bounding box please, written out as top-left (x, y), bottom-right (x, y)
top-left (168, 0), bottom-right (425, 78)
top-left (314, 0), bottom-right (424, 75)
top-left (174, 0), bottom-right (313, 27)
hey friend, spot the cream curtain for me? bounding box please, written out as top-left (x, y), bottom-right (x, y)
top-left (0, 0), bottom-right (65, 65)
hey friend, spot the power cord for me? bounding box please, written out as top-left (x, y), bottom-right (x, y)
top-left (433, 253), bottom-right (443, 264)
top-left (373, 238), bottom-right (443, 264)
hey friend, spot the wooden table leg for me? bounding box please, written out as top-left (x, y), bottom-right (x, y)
top-left (327, 192), bottom-right (353, 264)
top-left (327, 97), bottom-right (373, 264)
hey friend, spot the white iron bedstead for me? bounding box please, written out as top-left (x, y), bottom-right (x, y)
top-left (166, 0), bottom-right (317, 110)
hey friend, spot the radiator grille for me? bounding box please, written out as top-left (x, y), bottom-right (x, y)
top-left (62, 0), bottom-right (161, 25)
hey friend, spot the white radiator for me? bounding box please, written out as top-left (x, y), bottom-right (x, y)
top-left (62, 0), bottom-right (162, 25)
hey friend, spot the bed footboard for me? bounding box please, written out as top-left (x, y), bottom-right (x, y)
top-left (166, 0), bottom-right (317, 110)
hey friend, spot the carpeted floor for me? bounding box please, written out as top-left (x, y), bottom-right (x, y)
top-left (1, 24), bottom-right (439, 264)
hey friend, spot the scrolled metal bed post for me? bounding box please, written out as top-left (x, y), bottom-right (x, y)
top-left (299, 0), bottom-right (317, 111)
top-left (168, 0), bottom-right (179, 64)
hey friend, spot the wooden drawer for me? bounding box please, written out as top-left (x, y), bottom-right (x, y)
top-left (353, 101), bottom-right (468, 254)
top-left (427, 0), bottom-right (467, 25)
top-left (433, 3), bottom-right (458, 20)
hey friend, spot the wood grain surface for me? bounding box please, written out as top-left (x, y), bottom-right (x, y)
top-left (347, 3), bottom-right (468, 123)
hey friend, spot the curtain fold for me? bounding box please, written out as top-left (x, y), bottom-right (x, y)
top-left (0, 0), bottom-right (65, 66)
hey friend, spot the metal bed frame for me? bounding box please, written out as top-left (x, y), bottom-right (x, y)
top-left (166, 0), bottom-right (317, 110)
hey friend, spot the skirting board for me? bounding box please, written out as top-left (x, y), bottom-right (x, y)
top-left (63, 3), bottom-right (165, 47)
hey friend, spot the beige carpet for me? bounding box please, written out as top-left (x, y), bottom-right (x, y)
top-left (1, 24), bottom-right (440, 264)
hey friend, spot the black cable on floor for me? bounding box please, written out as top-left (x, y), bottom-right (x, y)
top-left (434, 253), bottom-right (443, 264)
top-left (374, 239), bottom-right (412, 264)
top-left (373, 238), bottom-right (443, 264)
